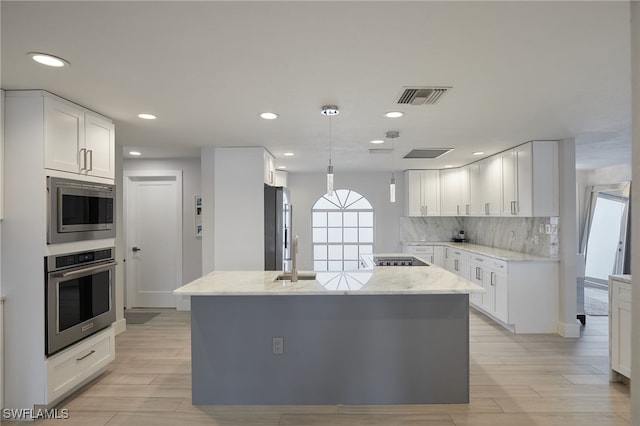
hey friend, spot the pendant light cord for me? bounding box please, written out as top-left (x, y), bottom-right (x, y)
top-left (329, 114), bottom-right (332, 167)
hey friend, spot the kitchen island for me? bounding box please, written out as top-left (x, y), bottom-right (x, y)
top-left (174, 257), bottom-right (483, 405)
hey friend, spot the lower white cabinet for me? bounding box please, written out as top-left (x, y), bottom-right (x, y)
top-left (470, 255), bottom-right (507, 323)
top-left (402, 244), bottom-right (445, 268)
top-left (445, 248), bottom-right (470, 281)
top-left (444, 247), bottom-right (558, 333)
top-left (46, 327), bottom-right (115, 405)
top-left (610, 276), bottom-right (631, 380)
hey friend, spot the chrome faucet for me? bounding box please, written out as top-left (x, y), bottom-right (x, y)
top-left (291, 235), bottom-right (298, 282)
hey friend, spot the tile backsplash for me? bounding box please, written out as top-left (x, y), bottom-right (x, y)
top-left (400, 216), bottom-right (558, 258)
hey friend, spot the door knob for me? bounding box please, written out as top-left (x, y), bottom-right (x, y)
top-left (132, 247), bottom-right (141, 252)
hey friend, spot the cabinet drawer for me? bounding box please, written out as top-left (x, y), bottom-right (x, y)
top-left (446, 248), bottom-right (469, 261)
top-left (406, 245), bottom-right (434, 255)
top-left (47, 327), bottom-right (115, 404)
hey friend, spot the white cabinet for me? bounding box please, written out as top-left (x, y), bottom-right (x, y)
top-left (84, 112), bottom-right (116, 179)
top-left (404, 170), bottom-right (440, 217)
top-left (470, 255), bottom-right (508, 323)
top-left (264, 151), bottom-right (275, 185)
top-left (439, 168), bottom-right (462, 216)
top-left (44, 95), bottom-right (115, 179)
top-left (433, 245), bottom-right (445, 267)
top-left (501, 141), bottom-right (558, 217)
top-left (442, 245), bottom-right (558, 333)
top-left (610, 276), bottom-right (631, 379)
top-left (404, 244), bottom-right (434, 264)
top-left (444, 247), bottom-right (470, 280)
top-left (478, 156), bottom-right (502, 216)
top-left (46, 327), bottom-right (115, 405)
top-left (466, 163), bottom-right (483, 216)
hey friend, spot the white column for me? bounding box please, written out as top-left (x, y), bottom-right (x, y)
top-left (630, 2), bottom-right (640, 424)
top-left (201, 147), bottom-right (216, 274)
top-left (557, 138), bottom-right (579, 337)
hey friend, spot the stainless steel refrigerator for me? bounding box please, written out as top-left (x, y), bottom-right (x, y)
top-left (264, 184), bottom-right (291, 270)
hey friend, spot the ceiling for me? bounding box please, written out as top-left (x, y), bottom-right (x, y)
top-left (1, 1), bottom-right (632, 172)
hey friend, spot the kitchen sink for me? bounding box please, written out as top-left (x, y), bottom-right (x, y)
top-left (275, 272), bottom-right (317, 281)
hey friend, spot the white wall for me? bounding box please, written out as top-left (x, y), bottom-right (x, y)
top-left (287, 171), bottom-right (404, 271)
top-left (212, 147), bottom-right (265, 270)
top-left (587, 163), bottom-right (631, 185)
top-left (123, 158), bottom-right (202, 284)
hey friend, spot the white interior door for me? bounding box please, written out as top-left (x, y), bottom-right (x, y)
top-left (126, 173), bottom-right (182, 308)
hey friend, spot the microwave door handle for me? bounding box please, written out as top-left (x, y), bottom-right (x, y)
top-left (53, 261), bottom-right (117, 278)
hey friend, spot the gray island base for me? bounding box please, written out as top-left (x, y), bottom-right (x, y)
top-left (191, 293), bottom-right (469, 405)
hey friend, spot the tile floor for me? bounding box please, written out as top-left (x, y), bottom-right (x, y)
top-left (5, 307), bottom-right (630, 425)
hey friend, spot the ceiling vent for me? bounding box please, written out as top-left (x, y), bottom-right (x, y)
top-left (395, 86), bottom-right (451, 105)
top-left (403, 148), bottom-right (453, 159)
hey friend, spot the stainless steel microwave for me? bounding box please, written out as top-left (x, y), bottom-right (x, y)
top-left (47, 177), bottom-right (116, 244)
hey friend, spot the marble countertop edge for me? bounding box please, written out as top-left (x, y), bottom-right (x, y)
top-left (402, 241), bottom-right (558, 262)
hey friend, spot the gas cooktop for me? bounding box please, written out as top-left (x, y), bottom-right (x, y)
top-left (372, 256), bottom-right (428, 267)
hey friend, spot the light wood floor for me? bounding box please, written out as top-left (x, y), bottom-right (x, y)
top-left (11, 309), bottom-right (630, 425)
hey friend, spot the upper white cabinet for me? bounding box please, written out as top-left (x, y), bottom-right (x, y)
top-left (439, 168), bottom-right (462, 216)
top-left (404, 170), bottom-right (440, 217)
top-left (407, 140), bottom-right (558, 218)
top-left (501, 141), bottom-right (558, 217)
top-left (264, 151), bottom-right (275, 185)
top-left (84, 113), bottom-right (116, 179)
top-left (44, 95), bottom-right (115, 179)
top-left (465, 163), bottom-right (483, 216)
top-left (478, 156), bottom-right (502, 216)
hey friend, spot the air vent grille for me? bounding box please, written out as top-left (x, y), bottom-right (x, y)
top-left (403, 148), bottom-right (453, 159)
top-left (396, 86), bottom-right (451, 105)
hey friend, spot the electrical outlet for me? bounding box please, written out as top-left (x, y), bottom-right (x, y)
top-left (539, 224), bottom-right (545, 234)
top-left (545, 224), bottom-right (551, 234)
top-left (551, 225), bottom-right (558, 235)
top-left (272, 337), bottom-right (284, 355)
top-left (533, 235), bottom-right (539, 245)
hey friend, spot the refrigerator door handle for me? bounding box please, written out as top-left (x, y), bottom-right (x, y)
top-left (284, 228), bottom-right (288, 249)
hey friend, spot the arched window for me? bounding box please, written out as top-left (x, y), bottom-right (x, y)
top-left (311, 189), bottom-right (374, 271)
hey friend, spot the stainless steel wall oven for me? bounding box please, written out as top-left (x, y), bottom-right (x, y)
top-left (45, 247), bottom-right (116, 356)
top-left (47, 177), bottom-right (115, 244)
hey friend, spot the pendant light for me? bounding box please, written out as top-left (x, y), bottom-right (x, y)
top-left (386, 131), bottom-right (399, 203)
top-left (322, 105), bottom-right (340, 196)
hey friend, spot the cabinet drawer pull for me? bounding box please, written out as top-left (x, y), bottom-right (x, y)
top-left (456, 205), bottom-right (460, 215)
top-left (475, 257), bottom-right (484, 262)
top-left (490, 272), bottom-right (496, 286)
top-left (454, 259), bottom-right (459, 271)
top-left (485, 203), bottom-right (490, 215)
top-left (76, 350), bottom-right (96, 361)
top-left (80, 148), bottom-right (87, 171)
top-left (465, 204), bottom-right (470, 215)
top-left (88, 149), bottom-right (93, 172)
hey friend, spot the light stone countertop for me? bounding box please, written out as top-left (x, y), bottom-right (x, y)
top-left (403, 241), bottom-right (558, 262)
top-left (174, 255), bottom-right (484, 297)
top-left (610, 274), bottom-right (632, 284)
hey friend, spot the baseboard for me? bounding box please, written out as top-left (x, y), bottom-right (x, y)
top-left (113, 318), bottom-right (127, 335)
top-left (557, 320), bottom-right (581, 338)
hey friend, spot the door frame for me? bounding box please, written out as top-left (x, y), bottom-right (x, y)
top-left (124, 170), bottom-right (183, 309)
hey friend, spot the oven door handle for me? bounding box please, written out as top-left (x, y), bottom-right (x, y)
top-left (53, 261), bottom-right (117, 279)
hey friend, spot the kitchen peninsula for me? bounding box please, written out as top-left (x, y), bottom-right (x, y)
top-left (174, 257), bottom-right (483, 405)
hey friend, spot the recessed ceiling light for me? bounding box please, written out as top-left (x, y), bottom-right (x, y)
top-left (129, 151), bottom-right (142, 156)
top-left (277, 166), bottom-right (287, 169)
top-left (444, 165), bottom-right (454, 168)
top-left (472, 151), bottom-right (484, 156)
top-left (27, 52), bottom-right (69, 67)
top-left (385, 111), bottom-right (404, 118)
top-left (370, 140), bottom-right (385, 144)
top-left (260, 112), bottom-right (279, 120)
top-left (138, 113), bottom-right (156, 120)
top-left (284, 152), bottom-right (295, 157)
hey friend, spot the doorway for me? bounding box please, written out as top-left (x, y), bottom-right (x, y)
top-left (124, 171), bottom-right (183, 308)
top-left (580, 182), bottom-right (630, 317)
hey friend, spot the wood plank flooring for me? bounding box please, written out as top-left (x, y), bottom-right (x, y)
top-left (7, 308), bottom-right (630, 425)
